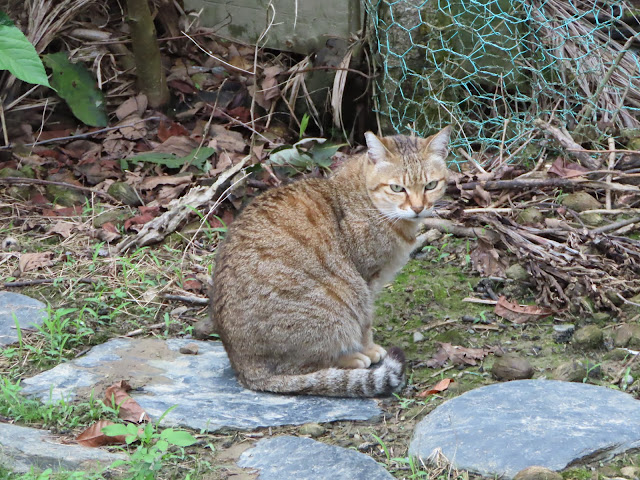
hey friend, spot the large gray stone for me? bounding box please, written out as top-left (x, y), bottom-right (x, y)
top-left (21, 338), bottom-right (381, 432)
top-left (0, 291), bottom-right (47, 346)
top-left (410, 380), bottom-right (640, 478)
top-left (238, 436), bottom-right (393, 480)
top-left (0, 423), bottom-right (125, 473)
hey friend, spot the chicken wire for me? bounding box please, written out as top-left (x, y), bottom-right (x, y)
top-left (365, 0), bottom-right (640, 161)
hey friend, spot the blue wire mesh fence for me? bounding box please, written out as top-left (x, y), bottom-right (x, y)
top-left (365, 0), bottom-right (640, 164)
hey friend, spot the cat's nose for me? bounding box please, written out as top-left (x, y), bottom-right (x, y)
top-left (411, 205), bottom-right (424, 215)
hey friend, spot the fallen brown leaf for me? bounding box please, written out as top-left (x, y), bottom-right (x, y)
top-left (417, 378), bottom-right (454, 398)
top-left (19, 252), bottom-right (55, 273)
top-left (494, 296), bottom-right (554, 324)
top-left (115, 94), bottom-right (148, 121)
top-left (426, 342), bottom-right (492, 368)
top-left (209, 125), bottom-right (247, 153)
top-left (47, 221), bottom-right (75, 239)
top-left (105, 380), bottom-right (150, 423)
top-left (470, 239), bottom-right (507, 277)
top-left (76, 420), bottom-right (127, 447)
top-left (96, 223), bottom-right (121, 243)
top-left (548, 157), bottom-right (590, 178)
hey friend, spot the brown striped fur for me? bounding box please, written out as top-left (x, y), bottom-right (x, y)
top-left (209, 127), bottom-right (451, 397)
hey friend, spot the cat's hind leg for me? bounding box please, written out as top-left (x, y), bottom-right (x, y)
top-left (361, 328), bottom-right (387, 364)
top-left (337, 351), bottom-right (371, 369)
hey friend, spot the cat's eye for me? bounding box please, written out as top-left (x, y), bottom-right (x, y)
top-left (389, 184), bottom-right (405, 193)
top-left (424, 180), bottom-right (439, 191)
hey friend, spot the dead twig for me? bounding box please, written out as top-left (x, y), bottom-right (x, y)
top-left (4, 278), bottom-right (97, 287)
top-left (116, 157), bottom-right (248, 253)
top-left (533, 118), bottom-right (599, 169)
top-left (163, 294), bottom-right (208, 305)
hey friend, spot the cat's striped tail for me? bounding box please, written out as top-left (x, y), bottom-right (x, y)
top-left (242, 347), bottom-right (406, 398)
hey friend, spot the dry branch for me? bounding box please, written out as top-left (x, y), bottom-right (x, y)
top-left (533, 119), bottom-right (600, 169)
top-left (116, 157), bottom-right (248, 253)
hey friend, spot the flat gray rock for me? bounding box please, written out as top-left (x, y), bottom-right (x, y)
top-left (22, 338), bottom-right (381, 432)
top-left (410, 380), bottom-right (640, 478)
top-left (238, 436), bottom-right (393, 480)
top-left (0, 423), bottom-right (125, 473)
top-left (0, 291), bottom-right (47, 346)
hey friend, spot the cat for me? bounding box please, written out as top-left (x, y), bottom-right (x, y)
top-left (207, 126), bottom-right (451, 397)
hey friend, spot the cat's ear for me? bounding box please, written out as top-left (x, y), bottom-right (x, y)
top-left (364, 131), bottom-right (390, 164)
top-left (424, 126), bottom-right (451, 158)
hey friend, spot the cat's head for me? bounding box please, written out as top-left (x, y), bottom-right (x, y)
top-left (363, 126), bottom-right (451, 221)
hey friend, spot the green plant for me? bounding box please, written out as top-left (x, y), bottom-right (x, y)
top-left (103, 408), bottom-right (197, 480)
top-left (299, 113), bottom-right (310, 139)
top-left (0, 11), bottom-right (50, 87)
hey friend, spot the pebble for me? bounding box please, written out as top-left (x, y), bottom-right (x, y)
top-left (553, 324), bottom-right (575, 344)
top-left (572, 325), bottom-right (604, 349)
top-left (513, 466), bottom-right (563, 480)
top-left (298, 423), bottom-right (326, 438)
top-left (491, 354), bottom-right (534, 381)
top-left (179, 343), bottom-right (199, 355)
top-left (413, 331), bottom-right (425, 343)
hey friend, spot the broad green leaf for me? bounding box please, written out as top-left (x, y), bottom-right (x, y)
top-left (0, 11), bottom-right (49, 87)
top-left (268, 146), bottom-right (312, 167)
top-left (160, 429), bottom-right (198, 447)
top-left (310, 143), bottom-right (346, 168)
top-left (122, 147), bottom-right (215, 171)
top-left (42, 52), bottom-right (107, 127)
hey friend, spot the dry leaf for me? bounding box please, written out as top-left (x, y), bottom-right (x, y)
top-left (115, 94), bottom-right (148, 121)
top-left (470, 240), bottom-right (507, 277)
top-left (494, 296), bottom-right (554, 324)
top-left (153, 135), bottom-right (199, 157)
top-left (105, 380), bottom-right (150, 423)
top-left (19, 252), bottom-right (55, 273)
top-left (472, 185), bottom-right (492, 207)
top-left (417, 378), bottom-right (454, 398)
top-left (76, 420), bottom-right (127, 447)
top-left (48, 221), bottom-right (75, 239)
top-left (209, 125), bottom-right (246, 153)
top-left (139, 174), bottom-right (193, 191)
top-left (96, 223), bottom-right (121, 243)
top-left (426, 342), bottom-right (492, 368)
top-left (548, 157), bottom-right (590, 178)
top-left (262, 65), bottom-right (282, 101)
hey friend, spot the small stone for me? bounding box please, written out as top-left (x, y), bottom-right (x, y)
top-left (413, 331), bottom-right (425, 343)
top-left (517, 207), bottom-right (544, 225)
top-left (505, 264), bottom-right (530, 282)
top-left (614, 324), bottom-right (640, 348)
top-left (552, 360), bottom-right (601, 383)
top-left (491, 354), bottom-right (534, 381)
top-left (298, 423), bottom-right (325, 438)
top-left (93, 210), bottom-right (127, 228)
top-left (621, 466), bottom-right (640, 479)
top-left (107, 182), bottom-right (142, 207)
top-left (553, 324), bottom-right (575, 344)
top-left (179, 343), bottom-right (199, 355)
top-left (193, 318), bottom-right (216, 339)
top-left (589, 312), bottom-right (612, 325)
top-left (561, 192), bottom-right (602, 212)
top-left (572, 325), bottom-right (604, 349)
top-left (604, 348), bottom-right (633, 361)
top-left (45, 184), bottom-right (86, 206)
top-left (606, 290), bottom-right (625, 307)
top-left (461, 315), bottom-right (476, 323)
top-left (580, 212), bottom-right (604, 226)
top-left (513, 466), bottom-right (563, 480)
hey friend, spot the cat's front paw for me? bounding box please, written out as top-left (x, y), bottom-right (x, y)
top-left (337, 352), bottom-right (372, 369)
top-left (363, 344), bottom-right (388, 364)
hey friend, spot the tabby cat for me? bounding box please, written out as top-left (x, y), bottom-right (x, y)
top-left (208, 126), bottom-right (451, 397)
